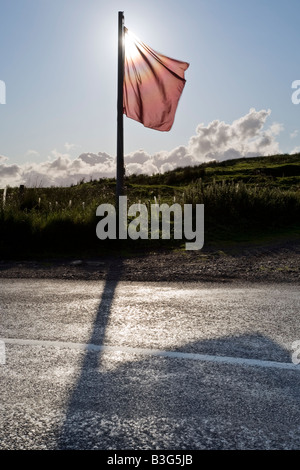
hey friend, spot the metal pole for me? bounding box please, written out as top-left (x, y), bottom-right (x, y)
top-left (116, 11), bottom-right (125, 213)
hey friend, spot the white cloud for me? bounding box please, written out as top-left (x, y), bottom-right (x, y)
top-left (78, 151), bottom-right (113, 166)
top-left (290, 130), bottom-right (299, 139)
top-left (267, 122), bottom-right (284, 136)
top-left (291, 145), bottom-right (300, 154)
top-left (0, 108), bottom-right (284, 188)
top-left (25, 149), bottom-right (40, 158)
top-left (187, 108), bottom-right (281, 162)
top-left (125, 150), bottom-right (152, 164)
top-left (64, 142), bottom-right (80, 152)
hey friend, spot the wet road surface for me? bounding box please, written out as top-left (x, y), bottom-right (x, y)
top-left (0, 277), bottom-right (300, 450)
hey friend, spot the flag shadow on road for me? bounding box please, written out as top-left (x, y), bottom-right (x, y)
top-left (56, 285), bottom-right (300, 451)
top-left (56, 257), bottom-right (123, 449)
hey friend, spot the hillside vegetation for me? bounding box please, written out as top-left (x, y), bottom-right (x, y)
top-left (0, 153), bottom-right (299, 258)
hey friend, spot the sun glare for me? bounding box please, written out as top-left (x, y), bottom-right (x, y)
top-left (124, 28), bottom-right (140, 61)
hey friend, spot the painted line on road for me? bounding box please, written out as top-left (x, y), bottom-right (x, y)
top-left (1, 337), bottom-right (299, 371)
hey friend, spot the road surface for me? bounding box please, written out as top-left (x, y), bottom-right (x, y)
top-left (0, 277), bottom-right (300, 450)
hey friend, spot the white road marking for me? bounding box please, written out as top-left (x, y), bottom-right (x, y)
top-left (1, 337), bottom-right (299, 371)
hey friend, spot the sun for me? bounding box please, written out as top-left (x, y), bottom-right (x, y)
top-left (124, 28), bottom-right (141, 61)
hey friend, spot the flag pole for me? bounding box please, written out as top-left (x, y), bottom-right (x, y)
top-left (116, 11), bottom-right (125, 214)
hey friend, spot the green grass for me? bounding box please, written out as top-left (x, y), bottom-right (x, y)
top-left (126, 153), bottom-right (300, 189)
top-left (0, 153), bottom-right (299, 258)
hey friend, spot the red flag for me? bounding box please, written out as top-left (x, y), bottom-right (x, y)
top-left (123, 28), bottom-right (189, 132)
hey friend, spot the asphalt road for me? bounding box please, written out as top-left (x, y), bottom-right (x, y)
top-left (0, 277), bottom-right (300, 450)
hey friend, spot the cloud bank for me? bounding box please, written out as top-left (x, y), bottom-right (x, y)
top-left (0, 108), bottom-right (284, 188)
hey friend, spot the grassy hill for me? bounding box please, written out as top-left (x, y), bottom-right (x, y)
top-left (0, 153), bottom-right (299, 258)
top-left (125, 153), bottom-right (300, 188)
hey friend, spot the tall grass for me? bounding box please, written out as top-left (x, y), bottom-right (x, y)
top-left (185, 179), bottom-right (300, 228)
top-left (0, 170), bottom-right (299, 257)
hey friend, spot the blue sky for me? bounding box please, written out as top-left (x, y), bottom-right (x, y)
top-left (0, 0), bottom-right (299, 186)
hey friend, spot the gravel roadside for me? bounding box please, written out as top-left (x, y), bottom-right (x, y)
top-left (0, 239), bottom-right (299, 283)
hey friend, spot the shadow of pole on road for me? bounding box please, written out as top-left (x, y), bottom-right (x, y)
top-left (56, 258), bottom-right (123, 449)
